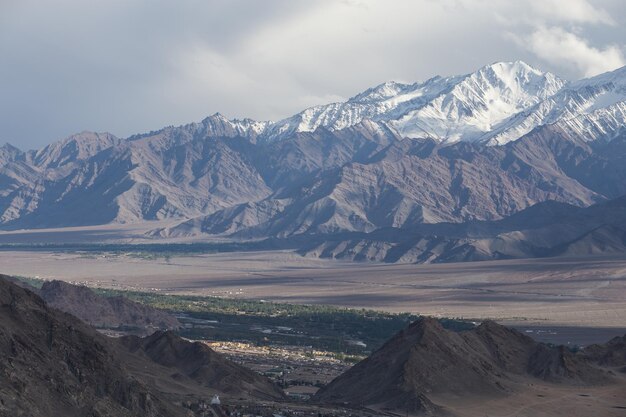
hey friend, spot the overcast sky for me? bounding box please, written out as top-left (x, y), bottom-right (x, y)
top-left (1, 0), bottom-right (625, 150)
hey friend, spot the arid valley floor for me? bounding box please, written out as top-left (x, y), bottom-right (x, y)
top-left (1, 231), bottom-right (626, 346)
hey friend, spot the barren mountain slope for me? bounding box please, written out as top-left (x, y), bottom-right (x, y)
top-left (315, 318), bottom-right (617, 414)
top-left (39, 280), bottom-right (180, 331)
top-left (0, 277), bottom-right (186, 417)
top-left (119, 331), bottom-right (286, 401)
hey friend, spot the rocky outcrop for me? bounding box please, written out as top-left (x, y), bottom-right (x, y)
top-left (39, 280), bottom-right (180, 331)
top-left (314, 318), bottom-right (616, 413)
top-left (119, 331), bottom-right (285, 401)
top-left (297, 191), bottom-right (626, 263)
top-left (0, 276), bottom-right (185, 417)
top-left (582, 335), bottom-right (626, 368)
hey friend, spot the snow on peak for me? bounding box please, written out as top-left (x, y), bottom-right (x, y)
top-left (386, 61), bottom-right (567, 143)
top-left (484, 64), bottom-right (626, 145)
top-left (348, 81), bottom-right (414, 103)
top-left (259, 61), bottom-right (571, 144)
top-left (0, 142), bottom-right (23, 164)
top-left (475, 61), bottom-right (563, 97)
top-left (0, 142), bottom-right (22, 153)
top-left (483, 60), bottom-right (541, 76)
top-left (572, 64), bottom-right (626, 91)
top-left (138, 61), bottom-right (624, 147)
top-left (197, 113), bottom-right (270, 138)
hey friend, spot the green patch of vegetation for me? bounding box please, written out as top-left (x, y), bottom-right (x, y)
top-left (8, 275), bottom-right (45, 289)
top-left (9, 275), bottom-right (474, 354)
top-left (96, 287), bottom-right (473, 353)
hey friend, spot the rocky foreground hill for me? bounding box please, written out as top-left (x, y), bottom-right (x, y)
top-left (119, 331), bottom-right (285, 400)
top-left (39, 279), bottom-right (180, 331)
top-left (315, 318), bottom-right (626, 414)
top-left (0, 277), bottom-right (283, 417)
top-left (0, 276), bottom-right (184, 417)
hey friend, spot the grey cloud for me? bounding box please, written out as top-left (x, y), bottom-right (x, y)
top-left (0, 0), bottom-right (624, 150)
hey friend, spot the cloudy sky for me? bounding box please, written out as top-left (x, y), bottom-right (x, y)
top-left (1, 0), bottom-right (625, 149)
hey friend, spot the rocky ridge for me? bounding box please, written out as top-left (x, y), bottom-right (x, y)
top-left (314, 318), bottom-right (619, 414)
top-left (39, 279), bottom-right (180, 331)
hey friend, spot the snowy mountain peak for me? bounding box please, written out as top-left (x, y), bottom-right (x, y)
top-left (198, 113), bottom-right (270, 138)
top-left (382, 61), bottom-right (566, 143)
top-left (128, 61), bottom-right (623, 147)
top-left (0, 142), bottom-right (23, 164)
top-left (472, 61), bottom-right (564, 96)
top-left (348, 81), bottom-right (414, 103)
top-left (37, 61), bottom-right (619, 149)
top-left (480, 64), bottom-right (626, 145)
top-left (203, 112), bottom-right (228, 121)
top-left (260, 61), bottom-right (570, 144)
top-left (0, 142), bottom-right (22, 153)
top-left (572, 64), bottom-right (626, 91)
top-left (482, 60), bottom-right (542, 76)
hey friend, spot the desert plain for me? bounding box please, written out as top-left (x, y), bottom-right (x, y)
top-left (1, 228), bottom-right (625, 346)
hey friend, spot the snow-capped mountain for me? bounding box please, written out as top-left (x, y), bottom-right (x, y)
top-left (262, 61), bottom-right (568, 144)
top-left (259, 61), bottom-right (626, 147)
top-left (1, 60), bottom-right (626, 262)
top-left (482, 65), bottom-right (626, 145)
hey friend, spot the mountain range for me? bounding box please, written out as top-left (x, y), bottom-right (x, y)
top-left (297, 193), bottom-right (626, 263)
top-left (2, 61), bottom-right (626, 262)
